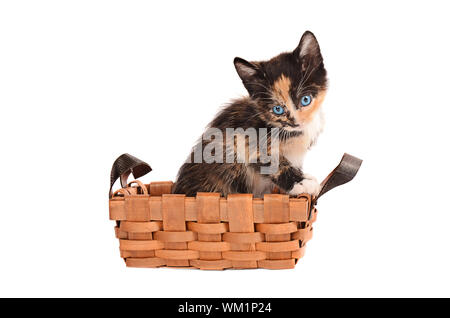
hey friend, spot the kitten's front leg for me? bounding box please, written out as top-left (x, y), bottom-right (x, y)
top-left (289, 173), bottom-right (321, 197)
top-left (266, 158), bottom-right (321, 197)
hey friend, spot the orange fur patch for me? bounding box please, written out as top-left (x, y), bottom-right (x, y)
top-left (272, 75), bottom-right (291, 105)
top-left (296, 90), bottom-right (326, 123)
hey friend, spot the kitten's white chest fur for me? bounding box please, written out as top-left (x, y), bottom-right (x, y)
top-left (249, 108), bottom-right (325, 197)
top-left (282, 108), bottom-right (325, 169)
top-left (283, 108), bottom-right (325, 196)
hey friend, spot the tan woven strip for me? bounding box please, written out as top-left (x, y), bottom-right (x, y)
top-left (153, 231), bottom-right (197, 242)
top-left (109, 198), bottom-right (126, 220)
top-left (119, 239), bottom-right (164, 251)
top-left (256, 240), bottom-right (299, 252)
top-left (264, 251), bottom-right (292, 260)
top-left (289, 197), bottom-right (309, 221)
top-left (190, 259), bottom-right (232, 270)
top-left (114, 226), bottom-right (127, 239)
top-left (149, 181), bottom-right (173, 196)
top-left (188, 241), bottom-right (231, 252)
top-left (222, 251), bottom-right (267, 261)
top-left (194, 187), bottom-right (223, 260)
top-left (291, 228), bottom-right (314, 242)
top-left (128, 232), bottom-right (153, 240)
top-left (252, 199), bottom-right (264, 223)
top-left (227, 194), bottom-right (254, 232)
top-left (291, 246), bottom-right (306, 259)
top-left (126, 257), bottom-right (166, 268)
top-left (185, 197), bottom-right (197, 221)
top-left (125, 195), bottom-right (150, 221)
top-left (161, 194), bottom-right (189, 266)
top-left (120, 221), bottom-right (162, 233)
top-left (263, 194), bottom-right (289, 223)
top-left (162, 194), bottom-right (186, 231)
top-left (257, 259), bottom-right (295, 269)
top-left (261, 194), bottom-right (293, 263)
top-left (121, 250), bottom-right (155, 258)
top-left (186, 222), bottom-right (228, 234)
top-left (222, 232), bottom-right (264, 243)
top-left (149, 196), bottom-right (162, 220)
top-left (227, 194), bottom-right (256, 268)
top-left (255, 222), bottom-right (298, 234)
top-left (219, 199), bottom-right (227, 221)
top-left (197, 193), bottom-right (221, 223)
top-left (155, 249), bottom-right (199, 260)
top-left (265, 233), bottom-right (291, 242)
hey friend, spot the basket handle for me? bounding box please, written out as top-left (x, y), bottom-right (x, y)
top-left (109, 153), bottom-right (152, 198)
top-left (315, 153), bottom-right (363, 202)
top-left (127, 180), bottom-right (149, 195)
top-left (111, 187), bottom-right (132, 197)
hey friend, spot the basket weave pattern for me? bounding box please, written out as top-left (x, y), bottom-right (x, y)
top-left (109, 180), bottom-right (316, 270)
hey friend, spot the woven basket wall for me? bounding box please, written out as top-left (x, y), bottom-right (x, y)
top-left (109, 180), bottom-right (316, 270)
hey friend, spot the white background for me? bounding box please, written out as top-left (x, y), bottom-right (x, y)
top-left (1, 0), bottom-right (449, 297)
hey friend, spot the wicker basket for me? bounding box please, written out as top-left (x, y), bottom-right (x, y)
top-left (108, 153), bottom-right (361, 270)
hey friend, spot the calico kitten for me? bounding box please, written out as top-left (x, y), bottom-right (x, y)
top-left (173, 31), bottom-right (327, 197)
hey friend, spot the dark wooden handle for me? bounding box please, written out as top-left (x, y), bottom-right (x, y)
top-left (109, 153), bottom-right (152, 198)
top-left (316, 153), bottom-right (363, 201)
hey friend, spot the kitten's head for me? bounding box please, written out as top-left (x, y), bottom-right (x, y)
top-left (234, 31), bottom-right (327, 134)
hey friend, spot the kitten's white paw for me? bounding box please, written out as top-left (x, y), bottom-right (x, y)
top-left (289, 175), bottom-right (321, 196)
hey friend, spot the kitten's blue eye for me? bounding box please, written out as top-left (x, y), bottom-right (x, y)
top-left (300, 95), bottom-right (312, 107)
top-left (272, 105), bottom-right (285, 115)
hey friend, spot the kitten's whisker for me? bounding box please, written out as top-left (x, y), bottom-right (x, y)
top-left (297, 59), bottom-right (312, 91)
top-left (253, 91), bottom-right (274, 99)
top-left (253, 93), bottom-right (273, 99)
top-left (297, 88), bottom-right (317, 96)
top-left (247, 82), bottom-right (272, 91)
top-left (255, 97), bottom-right (275, 102)
top-left (297, 62), bottom-right (320, 96)
top-left (246, 111), bottom-right (267, 121)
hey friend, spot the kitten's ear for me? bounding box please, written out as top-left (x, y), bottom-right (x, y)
top-left (234, 57), bottom-right (261, 83)
top-left (294, 31), bottom-right (323, 70)
top-left (234, 57), bottom-right (265, 96)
